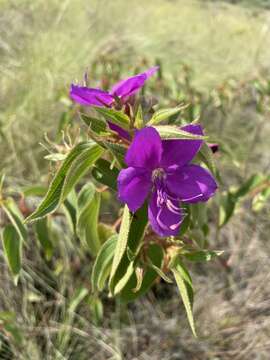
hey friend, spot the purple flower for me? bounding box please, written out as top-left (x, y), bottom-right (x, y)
top-left (70, 66), bottom-right (158, 139)
top-left (117, 124), bottom-right (217, 237)
top-left (70, 66), bottom-right (158, 107)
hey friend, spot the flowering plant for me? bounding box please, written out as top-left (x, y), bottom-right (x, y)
top-left (22, 66), bottom-right (221, 336)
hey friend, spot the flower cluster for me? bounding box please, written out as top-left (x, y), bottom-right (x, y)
top-left (70, 67), bottom-right (217, 237)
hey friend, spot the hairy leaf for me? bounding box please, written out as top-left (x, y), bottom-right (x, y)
top-left (94, 107), bottom-right (130, 129)
top-left (91, 235), bottom-right (117, 292)
top-left (154, 125), bottom-right (207, 140)
top-left (26, 142), bottom-right (103, 223)
top-left (134, 105), bottom-right (144, 128)
top-left (92, 158), bottom-right (119, 191)
top-left (2, 225), bottom-right (22, 284)
top-left (80, 113), bottom-right (111, 136)
top-left (88, 296), bottom-right (103, 325)
top-left (109, 205), bottom-right (131, 292)
top-left (2, 198), bottom-right (27, 242)
top-left (34, 218), bottom-right (54, 260)
top-left (196, 142), bottom-right (216, 175)
top-left (103, 141), bottom-right (126, 167)
top-left (148, 260), bottom-right (173, 283)
top-left (62, 190), bottom-right (77, 233)
top-left (61, 144), bottom-right (104, 201)
top-left (171, 259), bottom-right (196, 337)
top-left (77, 183), bottom-right (101, 256)
top-left (148, 106), bottom-right (184, 125)
top-left (109, 203), bottom-right (148, 294)
top-left (120, 243), bottom-right (163, 302)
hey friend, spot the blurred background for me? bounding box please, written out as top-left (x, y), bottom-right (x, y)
top-left (0, 0), bottom-right (270, 359)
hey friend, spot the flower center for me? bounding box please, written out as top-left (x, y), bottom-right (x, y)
top-left (152, 168), bottom-right (166, 183)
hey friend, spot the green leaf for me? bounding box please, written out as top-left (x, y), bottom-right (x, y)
top-left (153, 125), bottom-right (207, 140)
top-left (92, 158), bottom-right (119, 191)
top-left (191, 203), bottom-right (207, 228)
top-left (148, 260), bottom-right (173, 283)
top-left (103, 141), bottom-right (126, 168)
top-left (252, 186), bottom-right (270, 212)
top-left (34, 218), bottom-right (54, 260)
top-left (148, 106), bottom-right (184, 125)
top-left (94, 107), bottom-right (130, 129)
top-left (26, 142), bottom-right (103, 223)
top-left (128, 203), bottom-right (148, 253)
top-left (233, 174), bottom-right (264, 199)
top-left (2, 225), bottom-right (22, 284)
top-left (196, 142), bottom-right (216, 175)
top-left (132, 266), bottom-right (144, 292)
top-left (134, 105), bottom-right (144, 129)
top-left (171, 259), bottom-right (196, 337)
top-left (0, 173), bottom-right (5, 193)
top-left (98, 223), bottom-right (115, 244)
top-left (2, 198), bottom-right (27, 242)
top-left (110, 203), bottom-right (148, 294)
top-left (184, 250), bottom-right (223, 262)
top-left (189, 228), bottom-right (206, 248)
top-left (109, 205), bottom-right (131, 292)
top-left (179, 205), bottom-right (190, 236)
top-left (219, 174), bottom-right (266, 227)
top-left (62, 190), bottom-right (77, 233)
top-left (88, 296), bottom-right (103, 325)
top-left (22, 185), bottom-right (47, 197)
top-left (120, 243), bottom-right (163, 302)
top-left (218, 192), bottom-right (236, 227)
top-left (80, 114), bottom-right (111, 136)
top-left (113, 260), bottom-right (135, 295)
top-left (68, 287), bottom-right (89, 314)
top-left (60, 144), bottom-right (104, 201)
top-left (91, 235), bottom-right (117, 292)
top-left (77, 183), bottom-right (101, 256)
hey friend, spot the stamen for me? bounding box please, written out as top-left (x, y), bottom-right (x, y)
top-left (166, 199), bottom-right (182, 215)
top-left (181, 193), bottom-right (203, 202)
top-left (170, 218), bottom-right (183, 230)
top-left (155, 187), bottom-right (185, 232)
top-left (156, 208), bottom-right (170, 231)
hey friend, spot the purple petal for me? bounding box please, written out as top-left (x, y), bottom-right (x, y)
top-left (110, 66), bottom-right (158, 99)
top-left (144, 66), bottom-right (159, 79)
top-left (160, 124), bottom-right (204, 169)
top-left (117, 167), bottom-right (151, 212)
top-left (70, 84), bottom-right (114, 107)
top-left (148, 189), bottom-right (183, 237)
top-left (108, 122), bottom-right (131, 140)
top-left (125, 127), bottom-right (162, 169)
top-left (166, 164), bottom-right (217, 203)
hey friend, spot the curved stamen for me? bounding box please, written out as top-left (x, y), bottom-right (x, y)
top-left (181, 193), bottom-right (203, 202)
top-left (166, 199), bottom-right (182, 215)
top-left (155, 187), bottom-right (185, 232)
top-left (170, 218), bottom-right (183, 230)
top-left (156, 208), bottom-right (170, 231)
